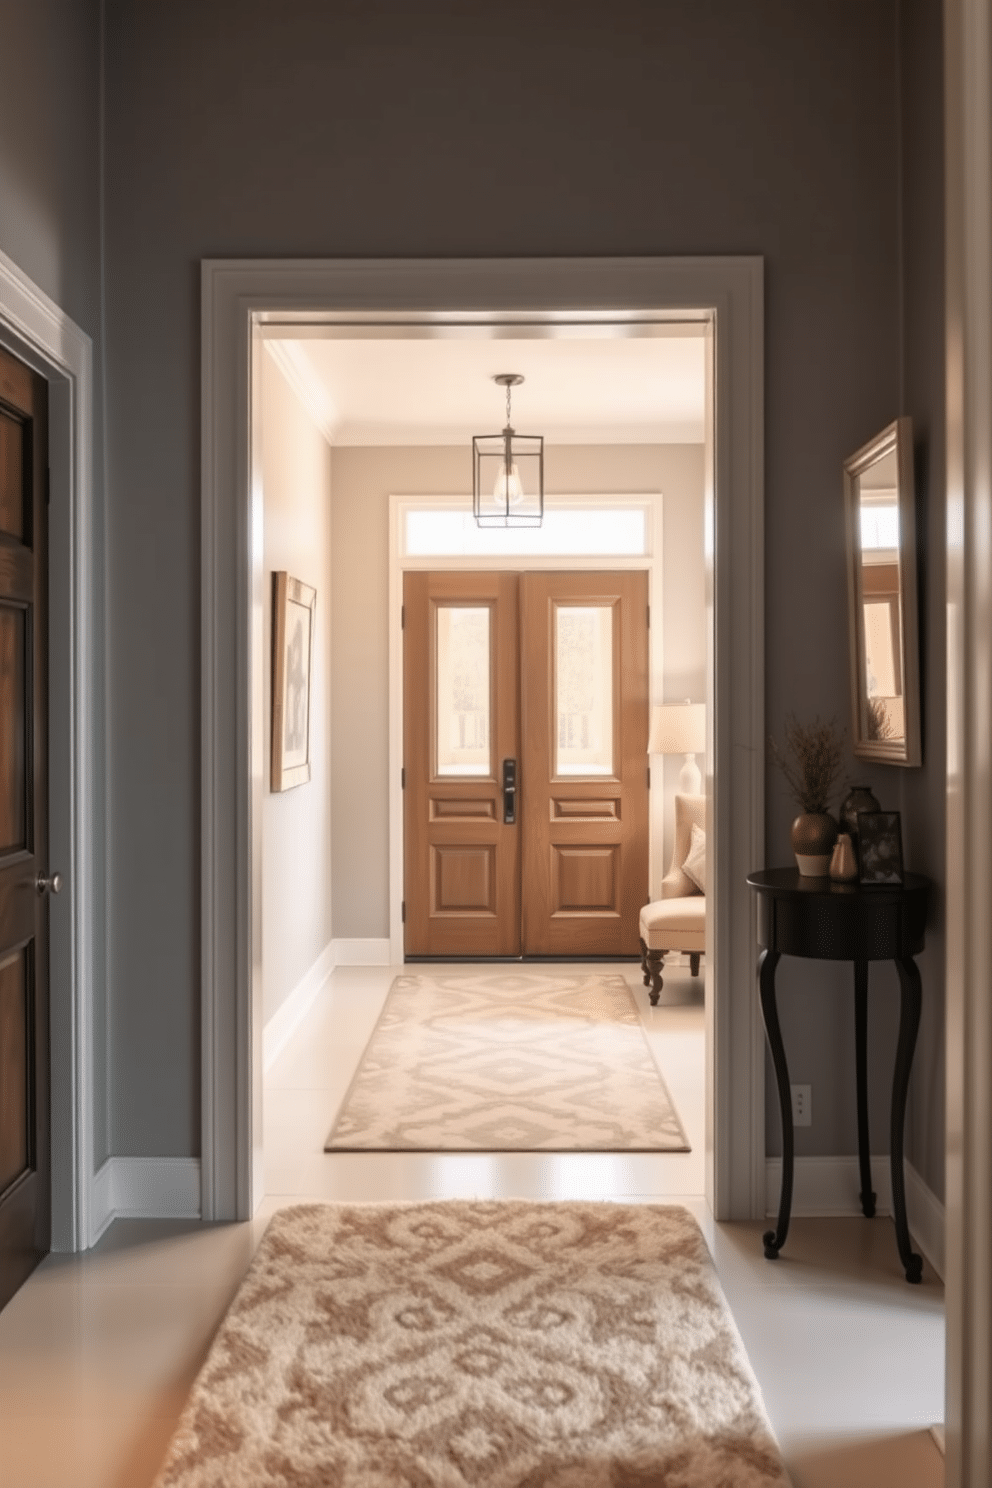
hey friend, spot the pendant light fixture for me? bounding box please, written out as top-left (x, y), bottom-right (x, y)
top-left (473, 373), bottom-right (544, 527)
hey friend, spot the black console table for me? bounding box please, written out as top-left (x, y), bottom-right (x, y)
top-left (747, 868), bottom-right (930, 1284)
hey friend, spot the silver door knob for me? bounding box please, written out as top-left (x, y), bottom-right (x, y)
top-left (37, 872), bottom-right (63, 896)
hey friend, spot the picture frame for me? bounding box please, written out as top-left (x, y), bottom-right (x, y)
top-left (857, 810), bottom-right (904, 885)
top-left (271, 571), bottom-right (316, 792)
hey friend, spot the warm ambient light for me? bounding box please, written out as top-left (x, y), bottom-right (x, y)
top-left (648, 701), bottom-right (706, 794)
top-left (473, 373), bottom-right (544, 528)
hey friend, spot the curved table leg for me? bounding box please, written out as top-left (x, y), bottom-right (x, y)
top-left (757, 949), bottom-right (790, 1259)
top-left (892, 956), bottom-right (924, 1283)
top-left (854, 959), bottom-right (876, 1217)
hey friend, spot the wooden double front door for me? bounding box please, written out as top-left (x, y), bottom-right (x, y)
top-left (403, 570), bottom-right (648, 958)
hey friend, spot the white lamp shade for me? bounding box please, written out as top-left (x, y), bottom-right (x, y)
top-left (647, 702), bottom-right (706, 756)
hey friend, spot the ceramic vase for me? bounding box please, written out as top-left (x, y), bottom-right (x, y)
top-left (791, 812), bottom-right (837, 877)
top-left (839, 785), bottom-right (881, 865)
top-left (829, 833), bottom-right (859, 881)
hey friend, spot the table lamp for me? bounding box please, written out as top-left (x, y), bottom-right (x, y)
top-left (647, 701), bottom-right (706, 794)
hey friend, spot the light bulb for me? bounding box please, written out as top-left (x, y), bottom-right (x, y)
top-left (493, 461), bottom-right (524, 506)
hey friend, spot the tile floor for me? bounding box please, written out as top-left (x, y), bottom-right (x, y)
top-left (0, 960), bottom-right (944, 1487)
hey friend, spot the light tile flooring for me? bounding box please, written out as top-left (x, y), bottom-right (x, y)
top-left (0, 961), bottom-right (944, 1487)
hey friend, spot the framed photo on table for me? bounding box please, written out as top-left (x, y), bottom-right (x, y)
top-left (271, 571), bottom-right (316, 792)
top-left (857, 810), bottom-right (904, 885)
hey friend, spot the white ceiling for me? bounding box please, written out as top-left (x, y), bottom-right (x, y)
top-left (271, 333), bottom-right (706, 446)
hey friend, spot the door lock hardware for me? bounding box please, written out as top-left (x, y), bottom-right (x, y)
top-left (502, 758), bottom-right (517, 824)
top-left (37, 871), bottom-right (63, 897)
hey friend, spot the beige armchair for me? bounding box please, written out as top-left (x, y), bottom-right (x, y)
top-left (639, 793), bottom-right (706, 1004)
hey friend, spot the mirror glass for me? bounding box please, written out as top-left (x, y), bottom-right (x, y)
top-left (844, 419), bottom-right (921, 766)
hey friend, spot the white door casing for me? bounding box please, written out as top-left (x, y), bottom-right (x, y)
top-left (200, 256), bottom-right (765, 1225)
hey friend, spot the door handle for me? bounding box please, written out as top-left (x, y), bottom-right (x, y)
top-left (37, 871), bottom-right (63, 896)
top-left (502, 759), bottom-right (517, 824)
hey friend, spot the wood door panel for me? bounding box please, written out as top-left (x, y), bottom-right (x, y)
top-left (0, 603), bottom-right (27, 854)
top-left (0, 343), bottom-right (49, 1312)
top-left (551, 845), bottom-right (620, 914)
top-left (404, 571), bottom-right (520, 956)
top-left (0, 949), bottom-right (30, 1196)
top-left (431, 844), bottom-right (496, 915)
top-left (520, 572), bottom-right (648, 955)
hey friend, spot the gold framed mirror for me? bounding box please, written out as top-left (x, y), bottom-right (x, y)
top-left (843, 417), bottom-right (921, 766)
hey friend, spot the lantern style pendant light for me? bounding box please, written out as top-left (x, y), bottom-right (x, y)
top-left (473, 373), bottom-right (544, 527)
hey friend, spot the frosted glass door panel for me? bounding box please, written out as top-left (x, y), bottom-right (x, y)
top-left (555, 605), bottom-right (614, 776)
top-left (436, 605), bottom-right (491, 777)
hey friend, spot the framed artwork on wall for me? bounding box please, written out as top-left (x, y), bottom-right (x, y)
top-left (271, 570), bottom-right (316, 792)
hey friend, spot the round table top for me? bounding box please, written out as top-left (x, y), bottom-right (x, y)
top-left (747, 867), bottom-right (931, 899)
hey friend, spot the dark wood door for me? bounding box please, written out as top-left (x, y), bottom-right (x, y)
top-left (404, 571), bottom-right (521, 956)
top-left (404, 570), bottom-right (648, 958)
top-left (0, 343), bottom-right (50, 1311)
top-left (520, 571), bottom-right (649, 955)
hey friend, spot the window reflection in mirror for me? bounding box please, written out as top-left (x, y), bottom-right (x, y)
top-left (857, 447), bottom-right (905, 745)
top-left (844, 417), bottom-right (921, 766)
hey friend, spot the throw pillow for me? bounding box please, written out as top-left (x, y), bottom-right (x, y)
top-left (683, 822), bottom-right (706, 893)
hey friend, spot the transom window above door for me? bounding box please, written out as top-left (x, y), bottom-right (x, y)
top-left (401, 500), bottom-right (652, 559)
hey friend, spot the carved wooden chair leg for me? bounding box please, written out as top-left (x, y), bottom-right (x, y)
top-left (689, 953), bottom-right (701, 977)
top-left (647, 949), bottom-right (667, 1005)
top-left (640, 937), bottom-right (651, 987)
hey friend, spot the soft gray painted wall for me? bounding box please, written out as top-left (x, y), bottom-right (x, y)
top-left (0, 0), bottom-right (111, 1168)
top-left (101, 0), bottom-right (948, 1186)
top-left (260, 351), bottom-right (334, 1026)
top-left (329, 442), bottom-right (704, 938)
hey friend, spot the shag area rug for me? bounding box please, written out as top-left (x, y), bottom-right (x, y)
top-left (153, 1202), bottom-right (789, 1488)
top-left (325, 970), bottom-right (689, 1152)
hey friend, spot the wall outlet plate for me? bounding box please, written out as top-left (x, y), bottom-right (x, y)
top-left (791, 1084), bottom-right (812, 1127)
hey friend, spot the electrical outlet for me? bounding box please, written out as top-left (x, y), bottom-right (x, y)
top-left (791, 1084), bottom-right (812, 1127)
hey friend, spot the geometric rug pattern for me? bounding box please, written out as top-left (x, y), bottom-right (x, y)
top-left (152, 1201), bottom-right (789, 1488)
top-left (325, 970), bottom-right (689, 1152)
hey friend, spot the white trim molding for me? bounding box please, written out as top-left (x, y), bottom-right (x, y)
top-left (945, 2), bottom-right (992, 1482)
top-left (262, 938), bottom-right (392, 1073)
top-left (0, 246), bottom-right (99, 1252)
top-left (91, 1158), bottom-right (201, 1239)
top-left (201, 257), bottom-right (764, 1227)
top-left (766, 1156), bottom-right (945, 1280)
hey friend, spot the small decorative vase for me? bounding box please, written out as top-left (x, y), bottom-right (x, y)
top-left (829, 833), bottom-right (859, 882)
top-left (839, 785), bottom-right (881, 865)
top-left (791, 812), bottom-right (837, 877)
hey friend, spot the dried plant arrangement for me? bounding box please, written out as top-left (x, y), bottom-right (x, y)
top-left (768, 714), bottom-right (845, 815)
top-left (866, 696), bottom-right (896, 741)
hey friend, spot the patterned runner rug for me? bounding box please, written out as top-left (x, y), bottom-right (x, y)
top-left (152, 1202), bottom-right (789, 1488)
top-left (324, 969), bottom-right (689, 1152)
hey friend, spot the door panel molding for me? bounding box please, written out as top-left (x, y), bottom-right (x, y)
top-left (0, 245), bottom-right (97, 1253)
top-left (203, 256), bottom-right (764, 1227)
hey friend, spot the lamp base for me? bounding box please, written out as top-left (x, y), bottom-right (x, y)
top-left (678, 754), bottom-right (702, 795)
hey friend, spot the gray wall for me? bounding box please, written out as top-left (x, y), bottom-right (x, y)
top-left (99, 0), bottom-right (947, 1187)
top-left (260, 351), bottom-right (334, 1025)
top-left (0, 0), bottom-right (112, 1167)
top-left (329, 442), bottom-right (704, 939)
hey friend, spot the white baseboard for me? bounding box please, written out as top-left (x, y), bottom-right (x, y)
top-left (765, 1155), bottom-right (944, 1279)
top-left (333, 937), bottom-right (391, 966)
top-left (90, 1157), bottom-right (202, 1241)
top-left (263, 940), bottom-right (337, 1071)
top-left (262, 938), bottom-right (391, 1072)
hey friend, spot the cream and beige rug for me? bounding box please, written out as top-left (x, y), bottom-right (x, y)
top-left (325, 970), bottom-right (689, 1152)
top-left (153, 1202), bottom-right (789, 1488)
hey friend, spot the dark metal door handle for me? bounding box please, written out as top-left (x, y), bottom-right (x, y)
top-left (503, 758), bottom-right (517, 824)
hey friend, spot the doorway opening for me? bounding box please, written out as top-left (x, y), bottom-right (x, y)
top-left (201, 256), bottom-right (765, 1225)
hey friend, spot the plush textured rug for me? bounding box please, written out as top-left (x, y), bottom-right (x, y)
top-left (324, 970), bottom-right (689, 1152)
top-left (153, 1202), bottom-right (788, 1488)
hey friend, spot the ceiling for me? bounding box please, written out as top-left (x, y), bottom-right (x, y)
top-left (270, 333), bottom-right (706, 446)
